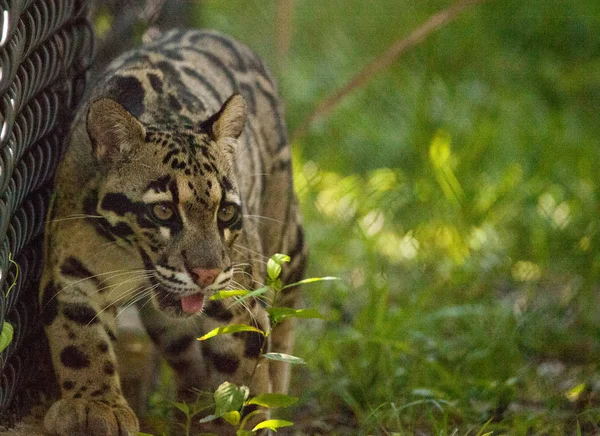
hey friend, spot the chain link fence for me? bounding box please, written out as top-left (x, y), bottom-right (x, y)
top-left (0, 0), bottom-right (94, 426)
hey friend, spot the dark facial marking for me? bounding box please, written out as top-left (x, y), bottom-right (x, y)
top-left (101, 193), bottom-right (138, 216)
top-left (62, 380), bottom-right (75, 390)
top-left (98, 342), bottom-right (109, 353)
top-left (147, 175), bottom-right (171, 193)
top-left (62, 303), bottom-right (99, 325)
top-left (60, 257), bottom-right (98, 284)
top-left (60, 346), bottom-right (91, 369)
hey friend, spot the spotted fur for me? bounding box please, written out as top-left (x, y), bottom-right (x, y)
top-left (40, 29), bottom-right (306, 436)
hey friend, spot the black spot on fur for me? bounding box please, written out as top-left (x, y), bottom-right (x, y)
top-left (82, 189), bottom-right (99, 215)
top-left (181, 66), bottom-right (222, 102)
top-left (212, 352), bottom-right (240, 374)
top-left (98, 342), bottom-right (109, 353)
top-left (103, 361), bottom-right (115, 375)
top-left (169, 94), bottom-right (182, 111)
top-left (161, 48), bottom-right (184, 61)
top-left (221, 176), bottom-right (233, 191)
top-left (242, 404), bottom-right (260, 418)
top-left (169, 359), bottom-right (191, 372)
top-left (62, 380), bottom-right (75, 390)
top-left (73, 393), bottom-right (82, 399)
top-left (162, 149), bottom-right (179, 165)
top-left (105, 325), bottom-right (117, 342)
top-left (256, 81), bottom-right (287, 150)
top-left (112, 222), bottom-right (134, 238)
top-left (60, 257), bottom-right (97, 283)
top-left (147, 175), bottom-right (171, 193)
top-left (91, 383), bottom-right (110, 397)
top-left (203, 300), bottom-right (233, 322)
top-left (147, 73), bottom-right (163, 93)
top-left (106, 75), bottom-right (145, 117)
top-left (41, 282), bottom-right (58, 325)
top-left (60, 346), bottom-right (91, 369)
top-left (165, 335), bottom-right (195, 355)
top-left (243, 331), bottom-right (264, 358)
top-left (62, 303), bottom-right (99, 325)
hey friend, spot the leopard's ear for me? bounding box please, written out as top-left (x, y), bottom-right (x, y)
top-left (204, 94), bottom-right (247, 140)
top-left (87, 98), bottom-right (145, 163)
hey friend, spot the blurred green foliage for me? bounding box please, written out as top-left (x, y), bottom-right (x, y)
top-left (197, 0), bottom-right (600, 434)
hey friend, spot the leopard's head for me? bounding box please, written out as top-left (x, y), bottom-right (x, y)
top-left (85, 95), bottom-right (247, 317)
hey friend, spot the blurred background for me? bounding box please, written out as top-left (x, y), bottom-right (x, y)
top-left (97, 0), bottom-right (600, 434)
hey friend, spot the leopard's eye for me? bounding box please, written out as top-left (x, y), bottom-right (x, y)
top-left (218, 203), bottom-right (239, 225)
top-left (151, 203), bottom-right (175, 222)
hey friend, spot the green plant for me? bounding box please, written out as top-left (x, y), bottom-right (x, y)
top-left (142, 253), bottom-right (336, 436)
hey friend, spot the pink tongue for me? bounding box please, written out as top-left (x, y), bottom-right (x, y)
top-left (181, 293), bottom-right (205, 313)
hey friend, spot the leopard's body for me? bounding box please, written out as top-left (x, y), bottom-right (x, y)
top-left (39, 29), bottom-right (306, 436)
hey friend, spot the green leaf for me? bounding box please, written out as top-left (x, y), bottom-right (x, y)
top-left (247, 393), bottom-right (298, 408)
top-left (172, 401), bottom-right (190, 417)
top-left (0, 322), bottom-right (14, 353)
top-left (252, 419), bottom-right (293, 431)
top-left (210, 290), bottom-right (251, 300)
top-left (262, 353), bottom-right (305, 365)
top-left (236, 430), bottom-right (255, 436)
top-left (214, 382), bottom-right (249, 417)
top-left (136, 433), bottom-right (155, 436)
top-left (267, 307), bottom-right (325, 324)
top-left (199, 324), bottom-right (264, 341)
top-left (222, 410), bottom-right (241, 426)
top-left (267, 253), bottom-right (290, 280)
top-left (281, 276), bottom-right (340, 290)
top-left (235, 286), bottom-right (270, 303)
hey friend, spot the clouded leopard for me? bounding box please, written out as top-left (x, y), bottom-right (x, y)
top-left (40, 29), bottom-right (306, 435)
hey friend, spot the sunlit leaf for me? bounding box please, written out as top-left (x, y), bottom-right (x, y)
top-left (199, 324), bottom-right (264, 341)
top-left (210, 290), bottom-right (251, 300)
top-left (262, 353), bottom-right (305, 365)
top-left (0, 322), bottom-right (14, 353)
top-left (566, 383), bottom-right (586, 402)
top-left (214, 382), bottom-right (249, 417)
top-left (281, 276), bottom-right (340, 290)
top-left (267, 307), bottom-right (325, 324)
top-left (267, 253), bottom-right (290, 280)
top-left (252, 419), bottom-right (293, 431)
top-left (247, 393), bottom-right (298, 408)
top-left (222, 410), bottom-right (241, 426)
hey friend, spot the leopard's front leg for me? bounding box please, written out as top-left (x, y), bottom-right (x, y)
top-left (41, 279), bottom-right (138, 436)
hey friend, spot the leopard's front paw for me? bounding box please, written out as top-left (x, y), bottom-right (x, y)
top-left (44, 398), bottom-right (139, 436)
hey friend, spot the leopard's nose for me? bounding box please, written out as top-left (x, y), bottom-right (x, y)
top-left (190, 267), bottom-right (221, 288)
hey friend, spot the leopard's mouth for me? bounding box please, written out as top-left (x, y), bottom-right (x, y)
top-left (154, 286), bottom-right (206, 316)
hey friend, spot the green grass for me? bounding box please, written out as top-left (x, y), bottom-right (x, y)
top-left (154, 1), bottom-right (600, 433)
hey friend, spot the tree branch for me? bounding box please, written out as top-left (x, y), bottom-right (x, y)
top-left (291, 0), bottom-right (486, 141)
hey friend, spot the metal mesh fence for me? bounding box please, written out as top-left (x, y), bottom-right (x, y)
top-left (0, 0), bottom-right (93, 425)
